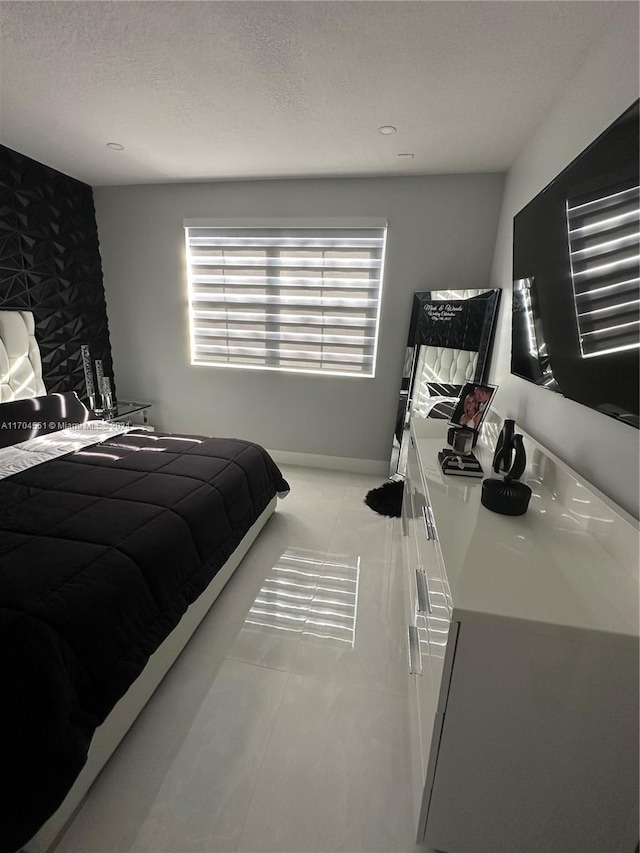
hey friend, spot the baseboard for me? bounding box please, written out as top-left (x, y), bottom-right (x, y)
top-left (267, 448), bottom-right (388, 476)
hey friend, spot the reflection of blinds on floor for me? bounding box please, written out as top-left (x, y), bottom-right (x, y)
top-left (184, 220), bottom-right (387, 377)
top-left (244, 549), bottom-right (360, 647)
top-left (567, 184), bottom-right (640, 359)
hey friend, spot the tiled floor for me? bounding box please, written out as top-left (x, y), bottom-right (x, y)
top-left (55, 466), bottom-right (420, 853)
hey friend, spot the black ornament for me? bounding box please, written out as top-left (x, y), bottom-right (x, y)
top-left (482, 419), bottom-right (532, 516)
top-left (481, 477), bottom-right (531, 516)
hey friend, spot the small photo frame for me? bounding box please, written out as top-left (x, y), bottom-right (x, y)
top-left (448, 382), bottom-right (498, 431)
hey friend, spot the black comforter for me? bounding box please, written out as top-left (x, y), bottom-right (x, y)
top-left (0, 430), bottom-right (289, 852)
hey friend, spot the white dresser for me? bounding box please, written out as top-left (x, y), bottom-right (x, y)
top-left (402, 416), bottom-right (639, 853)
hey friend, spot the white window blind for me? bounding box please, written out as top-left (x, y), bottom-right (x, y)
top-left (185, 219), bottom-right (387, 377)
top-left (567, 184), bottom-right (640, 359)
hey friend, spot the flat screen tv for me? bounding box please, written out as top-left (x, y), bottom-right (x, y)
top-left (512, 100), bottom-right (639, 429)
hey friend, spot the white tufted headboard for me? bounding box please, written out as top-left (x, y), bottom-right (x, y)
top-left (411, 345), bottom-right (479, 416)
top-left (0, 311), bottom-right (46, 402)
top-left (420, 346), bottom-right (479, 385)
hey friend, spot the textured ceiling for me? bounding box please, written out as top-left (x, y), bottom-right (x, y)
top-left (0, 1), bottom-right (623, 186)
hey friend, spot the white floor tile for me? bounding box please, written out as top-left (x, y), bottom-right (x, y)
top-left (329, 507), bottom-right (397, 563)
top-left (54, 466), bottom-right (416, 853)
top-left (56, 659), bottom-right (288, 853)
top-left (290, 547), bottom-right (409, 696)
top-left (271, 505), bottom-right (340, 551)
top-left (236, 674), bottom-right (415, 853)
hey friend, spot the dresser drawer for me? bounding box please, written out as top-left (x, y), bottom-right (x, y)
top-left (406, 646), bottom-right (424, 828)
top-left (426, 567), bottom-right (453, 706)
top-left (407, 615), bottom-right (438, 776)
top-left (403, 482), bottom-right (421, 627)
top-left (405, 430), bottom-right (452, 838)
top-left (406, 432), bottom-right (421, 488)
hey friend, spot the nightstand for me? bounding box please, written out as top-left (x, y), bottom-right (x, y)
top-left (103, 401), bottom-right (152, 426)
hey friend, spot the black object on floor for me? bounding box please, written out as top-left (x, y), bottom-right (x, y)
top-left (365, 479), bottom-right (404, 517)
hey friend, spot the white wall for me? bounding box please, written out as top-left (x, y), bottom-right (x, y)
top-left (488, 4), bottom-right (640, 518)
top-left (94, 174), bottom-right (504, 467)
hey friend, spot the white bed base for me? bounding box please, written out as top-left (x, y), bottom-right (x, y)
top-left (23, 497), bottom-right (277, 853)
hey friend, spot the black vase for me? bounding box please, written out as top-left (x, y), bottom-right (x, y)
top-left (483, 419), bottom-right (531, 515)
top-left (492, 418), bottom-right (516, 474)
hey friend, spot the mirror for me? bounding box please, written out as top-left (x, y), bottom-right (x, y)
top-left (390, 288), bottom-right (501, 476)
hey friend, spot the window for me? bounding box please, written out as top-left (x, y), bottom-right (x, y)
top-left (567, 184), bottom-right (639, 359)
top-left (184, 218), bottom-right (387, 377)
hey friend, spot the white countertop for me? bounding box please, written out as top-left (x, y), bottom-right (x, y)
top-left (411, 417), bottom-right (639, 647)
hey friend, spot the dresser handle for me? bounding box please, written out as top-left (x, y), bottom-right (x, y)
top-left (410, 435), bottom-right (415, 449)
top-left (421, 505), bottom-right (435, 540)
top-left (415, 569), bottom-right (432, 614)
top-left (407, 625), bottom-right (421, 675)
top-left (427, 505), bottom-right (438, 541)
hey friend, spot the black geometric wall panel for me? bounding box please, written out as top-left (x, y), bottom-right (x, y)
top-left (0, 145), bottom-right (115, 400)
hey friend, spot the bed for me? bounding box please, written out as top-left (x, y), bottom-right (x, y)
top-left (0, 313), bottom-right (289, 853)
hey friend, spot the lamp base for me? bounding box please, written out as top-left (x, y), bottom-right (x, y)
top-left (481, 477), bottom-right (532, 516)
